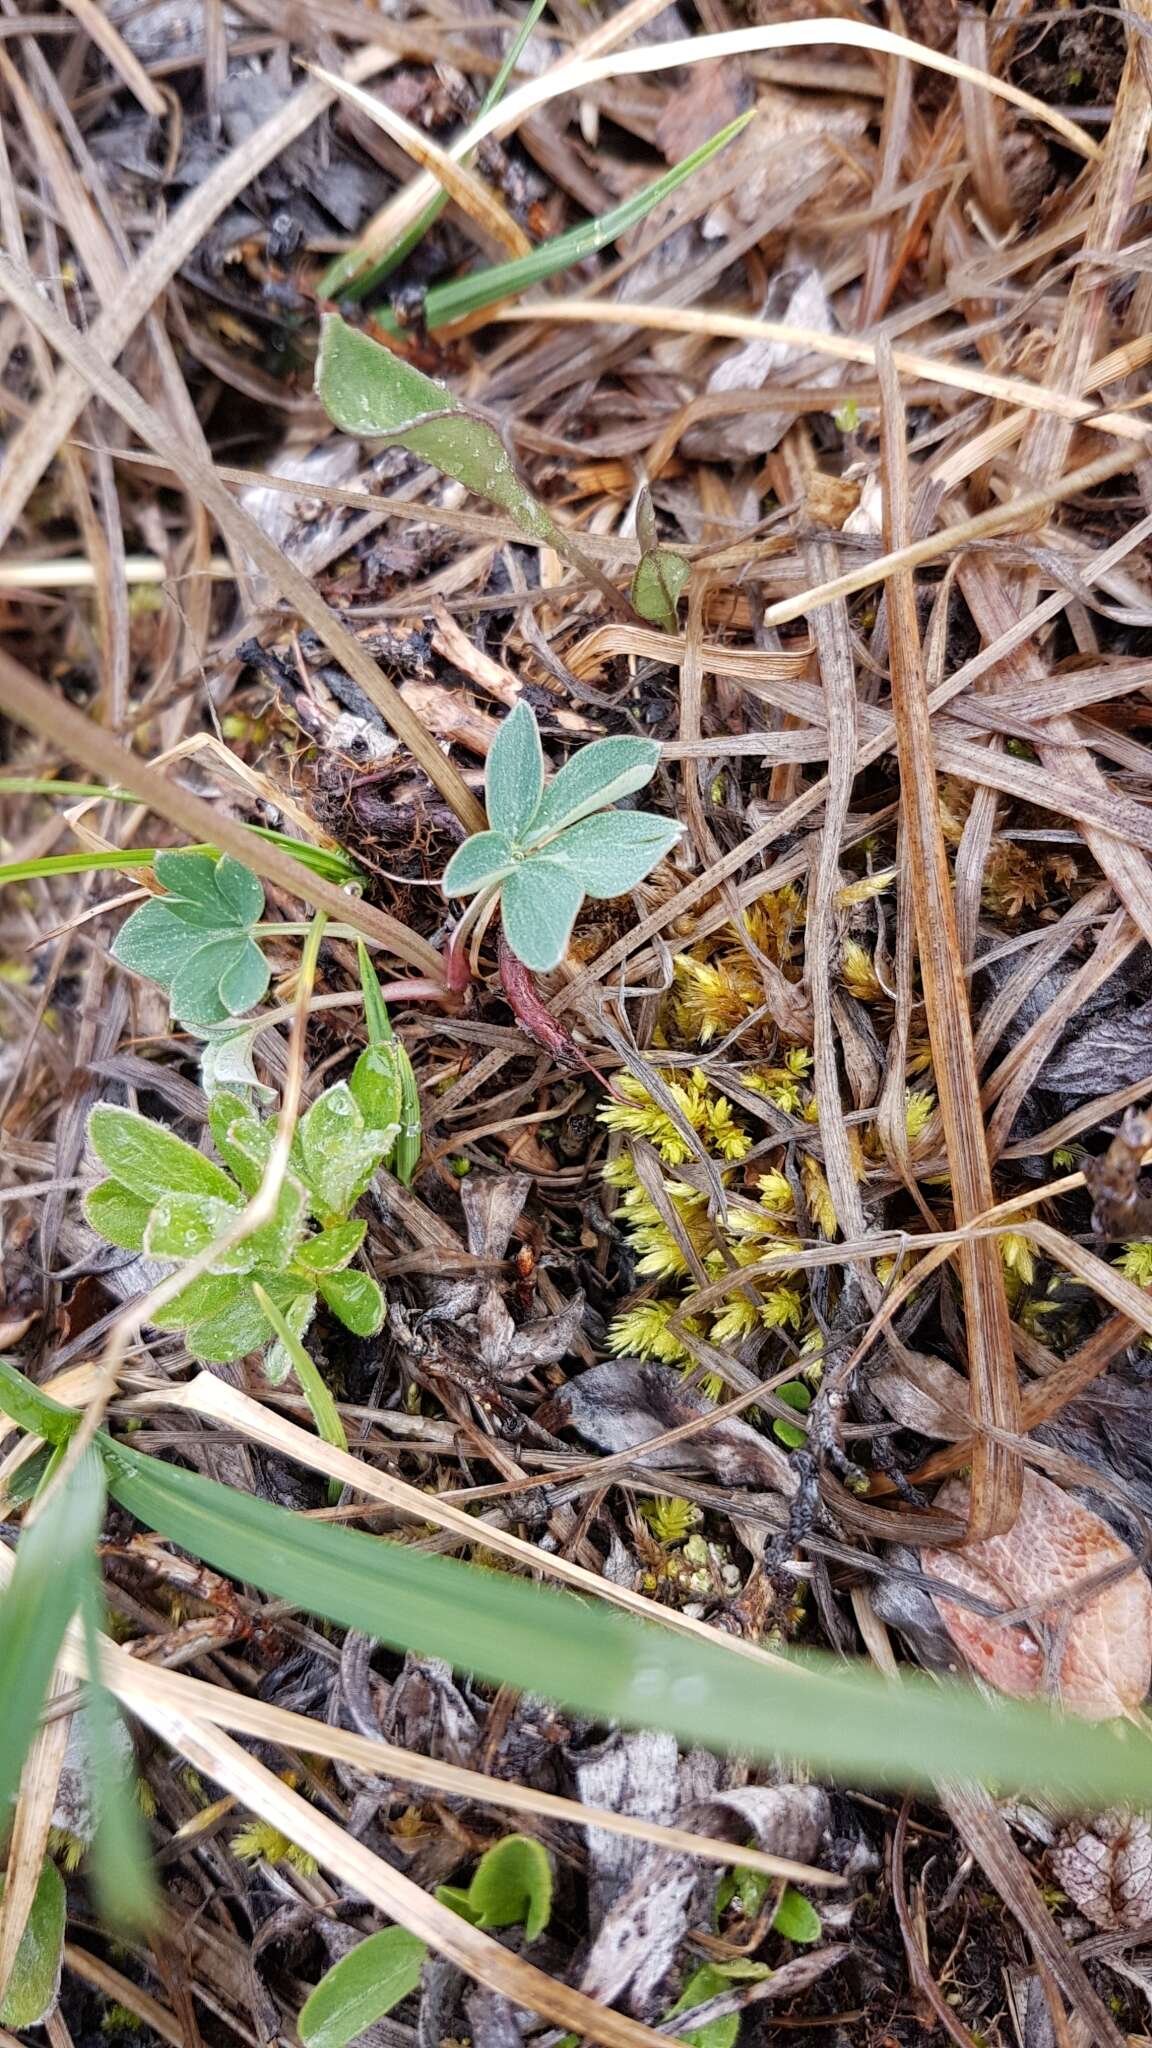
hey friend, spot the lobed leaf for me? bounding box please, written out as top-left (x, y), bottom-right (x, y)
top-left (542, 810), bottom-right (682, 899)
top-left (524, 734), bottom-right (661, 843)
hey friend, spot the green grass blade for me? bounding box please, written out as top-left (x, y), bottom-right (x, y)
top-left (0, 1450), bottom-right (106, 1819)
top-left (0, 830), bottom-right (362, 890)
top-left (358, 939), bottom-right (394, 1043)
top-left (98, 1435), bottom-right (1152, 1805)
top-left (79, 1566), bottom-right (158, 1932)
top-left (253, 1284), bottom-right (350, 1496)
top-left (0, 1356), bottom-right (79, 1446)
top-left (0, 777), bottom-right (131, 800)
top-left (367, 112), bottom-right (752, 334)
top-left (328, 0), bottom-right (551, 302)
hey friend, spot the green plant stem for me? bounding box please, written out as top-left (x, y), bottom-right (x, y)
top-left (253, 1285), bottom-right (349, 1496)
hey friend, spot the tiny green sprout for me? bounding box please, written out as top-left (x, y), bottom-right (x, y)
top-left (442, 700), bottom-right (681, 973)
top-left (772, 1380), bottom-right (811, 1450)
top-left (834, 395), bottom-right (859, 434)
top-left (641, 1495), bottom-right (701, 1546)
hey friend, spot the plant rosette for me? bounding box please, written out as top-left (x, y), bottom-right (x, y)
top-left (441, 700), bottom-right (681, 974)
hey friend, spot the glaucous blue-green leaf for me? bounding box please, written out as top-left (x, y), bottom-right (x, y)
top-left (524, 735), bottom-right (661, 843)
top-left (631, 548), bottom-right (690, 632)
top-left (298, 1083), bottom-right (389, 1219)
top-left (0, 1858), bottom-right (65, 2028)
top-left (293, 1219), bottom-right (367, 1276)
top-left (499, 860), bottom-right (584, 973)
top-left (143, 1191), bottom-right (243, 1265)
top-left (441, 830), bottom-right (516, 898)
top-left (299, 1927), bottom-right (427, 2048)
top-left (199, 1021), bottom-right (275, 1103)
top-left (318, 1266), bottom-right (385, 1338)
top-left (170, 933), bottom-right (270, 1030)
top-left (88, 1105), bottom-right (237, 1206)
top-left (113, 850), bottom-right (269, 1030)
top-left (83, 1179), bottom-right (152, 1251)
top-left (543, 810), bottom-right (681, 899)
top-left (485, 700), bottom-right (544, 840)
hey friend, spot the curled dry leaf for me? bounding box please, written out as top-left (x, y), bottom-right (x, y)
top-left (921, 1471), bottom-right (1152, 1721)
top-left (1052, 1810), bottom-right (1152, 1930)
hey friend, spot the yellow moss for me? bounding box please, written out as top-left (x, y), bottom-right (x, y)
top-left (840, 939), bottom-right (883, 1001)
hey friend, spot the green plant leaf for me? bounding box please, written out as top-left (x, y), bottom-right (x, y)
top-left (143, 1191), bottom-right (243, 1265)
top-left (88, 1105), bottom-right (238, 1207)
top-left (771, 1886), bottom-right (821, 1944)
top-left (667, 1961), bottom-right (773, 2048)
top-left (318, 1267), bottom-right (385, 1338)
top-left (460, 1836), bottom-right (553, 1941)
top-left (524, 736), bottom-right (661, 842)
top-left (254, 1284), bottom-right (349, 1486)
top-left (207, 1094), bottom-right (274, 1195)
top-left (340, 112), bottom-right (753, 322)
top-left (79, 1563), bottom-right (157, 1933)
top-left (543, 810), bottom-right (682, 898)
top-left (112, 849), bottom-right (270, 1029)
top-left (293, 1219), bottom-right (367, 1276)
top-left (83, 1180), bottom-right (152, 1252)
top-left (182, 1281), bottom-right (295, 1365)
top-left (631, 547), bottom-right (690, 632)
top-left (499, 860), bottom-right (585, 973)
top-left (264, 1292), bottom-right (319, 1387)
top-left (441, 830), bottom-right (517, 898)
top-left (0, 831), bottom-right (362, 891)
top-left (151, 1270), bottom-right (251, 1331)
top-left (0, 1356), bottom-right (78, 1448)
top-left (94, 1434), bottom-right (1152, 1807)
top-left (0, 1450), bottom-right (106, 1822)
top-left (772, 1381), bottom-right (811, 1451)
top-left (298, 1083), bottom-right (390, 1219)
top-left (486, 701), bottom-right (544, 840)
top-left (0, 1858), bottom-right (65, 2028)
top-left (348, 1045), bottom-right (403, 1134)
top-left (199, 1022), bottom-right (276, 1104)
top-left (299, 1927), bottom-right (428, 2048)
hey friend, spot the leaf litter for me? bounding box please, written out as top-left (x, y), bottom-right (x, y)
top-left (2, 3), bottom-right (1152, 2046)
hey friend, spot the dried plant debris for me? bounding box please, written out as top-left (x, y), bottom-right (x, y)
top-left (6, 1), bottom-right (1152, 2044)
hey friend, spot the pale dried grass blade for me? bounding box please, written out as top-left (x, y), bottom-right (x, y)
top-left (877, 340), bottom-right (1021, 1540)
top-left (311, 69), bottom-right (532, 258)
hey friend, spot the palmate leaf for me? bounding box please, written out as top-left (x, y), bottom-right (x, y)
top-left (542, 810), bottom-right (682, 898)
top-left (112, 849), bottom-right (270, 1029)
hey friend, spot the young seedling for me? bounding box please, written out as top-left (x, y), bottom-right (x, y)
top-left (443, 701), bottom-right (680, 971)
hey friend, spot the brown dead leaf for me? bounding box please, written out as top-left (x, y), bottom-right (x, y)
top-left (921, 1471), bottom-right (1152, 1720)
top-left (654, 59), bottom-right (751, 161)
top-left (1052, 1810), bottom-right (1152, 1930)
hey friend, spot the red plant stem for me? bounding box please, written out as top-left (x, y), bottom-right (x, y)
top-left (497, 933), bottom-right (623, 1097)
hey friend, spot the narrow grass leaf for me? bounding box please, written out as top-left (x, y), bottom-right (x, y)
top-left (0, 1450), bottom-right (105, 1820)
top-left (0, 1859), bottom-right (65, 2028)
top-left (254, 1283), bottom-right (350, 1496)
top-left (96, 1436), bottom-right (1152, 1804)
top-left (79, 1564), bottom-right (158, 1932)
